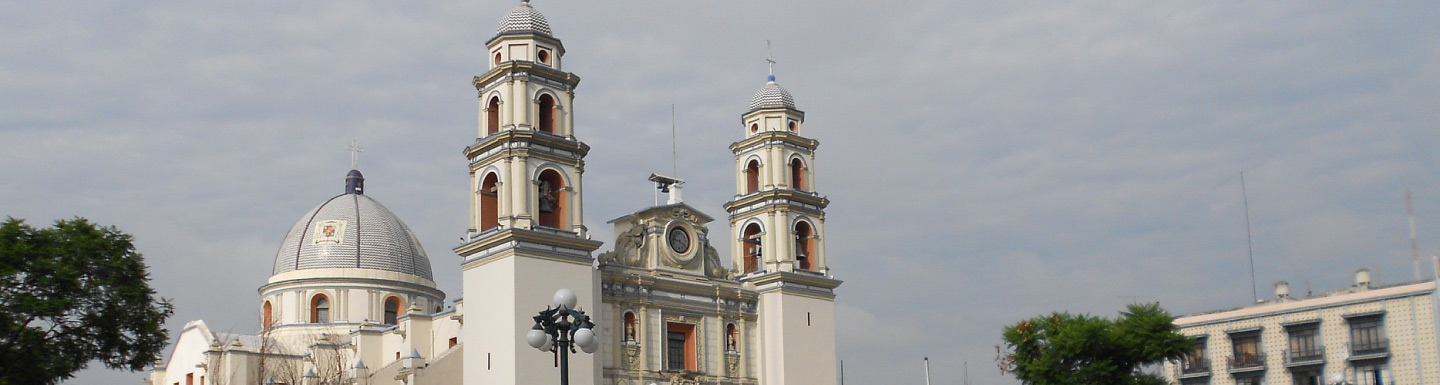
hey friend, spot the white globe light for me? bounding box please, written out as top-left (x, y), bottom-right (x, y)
top-left (553, 289), bottom-right (578, 310)
top-left (527, 329), bottom-right (548, 349)
top-left (579, 339), bottom-right (598, 353)
top-left (574, 328), bottom-right (596, 351)
top-left (539, 337), bottom-right (553, 352)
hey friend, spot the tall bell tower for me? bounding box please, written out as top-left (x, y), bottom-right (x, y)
top-left (456, 2), bottom-right (603, 385)
top-left (724, 71), bottom-right (841, 385)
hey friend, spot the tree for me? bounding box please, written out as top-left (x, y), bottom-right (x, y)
top-left (0, 217), bottom-right (174, 385)
top-left (996, 303), bottom-right (1195, 385)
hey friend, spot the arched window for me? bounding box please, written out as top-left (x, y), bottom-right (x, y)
top-left (480, 172), bottom-right (500, 231)
top-left (486, 96), bottom-right (501, 135)
top-left (262, 301), bottom-right (273, 329)
top-left (623, 311), bottom-right (638, 342)
top-left (743, 223), bottom-right (763, 273)
top-left (537, 94), bottom-right (556, 134)
top-left (790, 158), bottom-right (806, 191)
top-left (383, 297), bottom-right (402, 325)
top-left (794, 222), bottom-right (815, 270)
top-left (310, 294), bottom-right (330, 323)
top-left (726, 323), bottom-right (739, 352)
top-left (536, 170), bottom-right (566, 229)
top-left (745, 160), bottom-right (761, 194)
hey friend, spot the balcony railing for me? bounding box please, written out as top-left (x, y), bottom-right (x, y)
top-left (1284, 346), bottom-right (1325, 366)
top-left (1227, 353), bottom-right (1266, 372)
top-left (1178, 358), bottom-right (1211, 377)
top-left (1350, 339), bottom-right (1390, 359)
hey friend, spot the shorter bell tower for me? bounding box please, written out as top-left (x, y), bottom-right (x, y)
top-left (725, 70), bottom-right (841, 385)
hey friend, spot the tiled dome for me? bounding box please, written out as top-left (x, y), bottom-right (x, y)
top-left (749, 76), bottom-right (796, 110)
top-left (271, 171), bottom-right (433, 281)
top-left (496, 1), bottom-right (552, 36)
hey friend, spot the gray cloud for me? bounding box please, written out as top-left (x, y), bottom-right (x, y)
top-left (3, 1), bottom-right (1438, 384)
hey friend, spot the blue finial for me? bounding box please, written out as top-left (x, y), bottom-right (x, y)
top-left (767, 74), bottom-right (776, 82)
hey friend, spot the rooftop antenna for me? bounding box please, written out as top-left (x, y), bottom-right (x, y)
top-left (1241, 171), bottom-right (1258, 303)
top-left (923, 357), bottom-right (931, 385)
top-left (348, 139), bottom-right (364, 170)
top-left (671, 104), bottom-right (678, 178)
top-left (964, 361), bottom-right (970, 385)
top-left (1408, 188), bottom-right (1421, 281)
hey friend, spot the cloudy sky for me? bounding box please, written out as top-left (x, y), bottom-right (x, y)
top-left (4, 1), bottom-right (1439, 384)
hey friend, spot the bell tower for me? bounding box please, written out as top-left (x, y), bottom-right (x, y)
top-left (724, 71), bottom-right (841, 385)
top-left (456, 2), bottom-right (603, 385)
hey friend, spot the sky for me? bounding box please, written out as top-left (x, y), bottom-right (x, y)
top-left (3, 1), bottom-right (1439, 384)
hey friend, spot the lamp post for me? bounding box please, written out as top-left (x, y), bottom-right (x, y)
top-left (527, 289), bottom-right (600, 385)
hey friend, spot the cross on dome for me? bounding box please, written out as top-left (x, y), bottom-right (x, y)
top-left (348, 140), bottom-right (364, 170)
top-left (766, 40), bottom-right (777, 81)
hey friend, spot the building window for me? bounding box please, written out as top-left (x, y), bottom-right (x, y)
top-left (1228, 333), bottom-right (1262, 369)
top-left (1292, 369), bottom-right (1321, 385)
top-left (538, 49), bottom-right (550, 64)
top-left (666, 323), bottom-right (696, 371)
top-left (744, 160), bottom-right (761, 194)
top-left (742, 224), bottom-right (762, 273)
top-left (186, 373), bottom-right (193, 385)
top-left (262, 301), bottom-right (273, 329)
top-left (449, 337), bottom-right (458, 348)
top-left (537, 94), bottom-right (556, 134)
top-left (1234, 375), bottom-right (1261, 385)
top-left (1349, 315), bottom-right (1387, 356)
top-left (1286, 324), bottom-right (1322, 363)
top-left (794, 221), bottom-right (814, 270)
top-left (480, 172), bottom-right (500, 231)
top-left (383, 297), bottom-right (402, 325)
top-left (788, 121), bottom-right (797, 132)
top-left (536, 170), bottom-right (566, 229)
top-left (1180, 337), bottom-right (1209, 374)
top-left (623, 311), bottom-right (638, 342)
top-left (493, 52), bottom-right (502, 65)
top-left (1354, 363), bottom-right (1389, 385)
top-left (749, 123), bottom-right (758, 134)
top-left (486, 96), bottom-right (501, 135)
top-left (311, 294), bottom-right (329, 323)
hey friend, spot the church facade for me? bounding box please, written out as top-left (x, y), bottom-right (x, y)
top-left (147, 2), bottom-right (840, 385)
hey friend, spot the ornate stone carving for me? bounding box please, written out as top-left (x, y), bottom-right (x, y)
top-left (702, 239), bottom-right (730, 279)
top-left (669, 371), bottom-right (700, 385)
top-left (601, 220), bottom-right (647, 267)
top-left (624, 342), bottom-right (641, 370)
top-left (726, 351), bottom-right (740, 376)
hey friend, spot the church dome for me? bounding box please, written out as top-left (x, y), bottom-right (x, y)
top-left (496, 1), bottom-right (552, 36)
top-left (749, 75), bottom-right (796, 110)
top-left (271, 170), bottom-right (434, 281)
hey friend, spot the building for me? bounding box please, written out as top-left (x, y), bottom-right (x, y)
top-left (1163, 268), bottom-right (1440, 385)
top-left (146, 2), bottom-right (841, 385)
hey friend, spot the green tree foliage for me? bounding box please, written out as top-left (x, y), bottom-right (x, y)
top-left (0, 217), bottom-right (174, 385)
top-left (997, 303), bottom-right (1195, 385)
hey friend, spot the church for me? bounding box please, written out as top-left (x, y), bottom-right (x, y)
top-left (147, 2), bottom-right (841, 385)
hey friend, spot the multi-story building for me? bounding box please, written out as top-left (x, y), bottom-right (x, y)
top-left (1164, 269), bottom-right (1440, 385)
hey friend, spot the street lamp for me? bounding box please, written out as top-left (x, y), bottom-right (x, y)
top-left (527, 288), bottom-right (600, 385)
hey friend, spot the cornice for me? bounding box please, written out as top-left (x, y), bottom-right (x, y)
top-left (464, 130), bottom-right (592, 163)
top-left (723, 189), bottom-right (829, 214)
top-left (473, 60), bottom-right (580, 91)
top-left (728, 131), bottom-right (818, 153)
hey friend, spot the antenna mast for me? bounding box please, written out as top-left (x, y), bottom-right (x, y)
top-left (1241, 172), bottom-right (1258, 303)
top-left (671, 104), bottom-right (678, 178)
top-left (1408, 189), bottom-right (1421, 280)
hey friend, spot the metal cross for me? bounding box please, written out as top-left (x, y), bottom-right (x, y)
top-left (766, 40), bottom-right (776, 77)
top-left (348, 140), bottom-right (364, 169)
